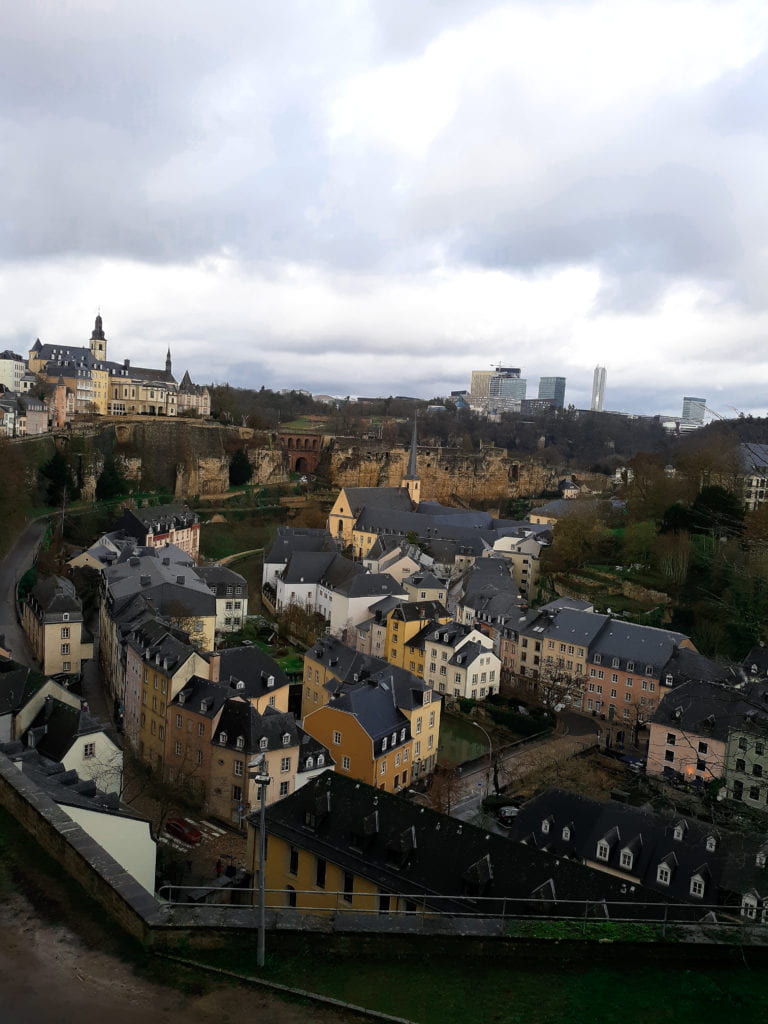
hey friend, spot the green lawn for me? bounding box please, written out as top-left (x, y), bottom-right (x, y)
top-left (200, 512), bottom-right (285, 560)
top-left (185, 938), bottom-right (768, 1024)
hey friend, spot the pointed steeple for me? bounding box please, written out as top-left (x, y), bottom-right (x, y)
top-left (402, 414), bottom-right (421, 505)
top-left (90, 315), bottom-right (105, 341)
top-left (165, 348), bottom-right (172, 375)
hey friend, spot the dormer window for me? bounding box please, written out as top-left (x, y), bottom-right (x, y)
top-left (236, 735), bottom-right (244, 750)
top-left (593, 654), bottom-right (601, 665)
top-left (620, 849), bottom-right (633, 870)
top-left (706, 836), bottom-right (716, 853)
top-left (423, 691), bottom-right (431, 704)
top-left (757, 852), bottom-right (767, 868)
top-left (259, 736), bottom-right (268, 751)
top-left (612, 657), bottom-right (619, 668)
top-left (690, 875), bottom-right (705, 898)
top-left (657, 864), bottom-right (671, 885)
top-left (400, 728), bottom-right (406, 741)
top-left (596, 841), bottom-right (610, 862)
top-left (236, 680), bottom-right (245, 690)
top-left (626, 661), bottom-right (634, 672)
top-left (63, 612), bottom-right (70, 622)
top-left (282, 732), bottom-right (291, 746)
top-left (219, 731), bottom-right (228, 745)
top-left (665, 674), bottom-right (673, 686)
top-left (305, 756), bottom-right (314, 770)
top-left (673, 822), bottom-right (686, 841)
top-left (562, 826), bottom-right (571, 841)
top-left (382, 737), bottom-right (388, 751)
top-left (541, 819), bottom-right (550, 835)
top-left (317, 754), bottom-right (325, 767)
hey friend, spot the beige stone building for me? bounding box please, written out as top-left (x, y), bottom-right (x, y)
top-left (22, 576), bottom-right (93, 676)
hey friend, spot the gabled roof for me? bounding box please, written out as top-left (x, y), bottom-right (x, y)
top-left (26, 698), bottom-right (106, 762)
top-left (28, 576), bottom-right (82, 617)
top-left (651, 678), bottom-right (768, 743)
top-left (265, 526), bottom-right (335, 566)
top-left (216, 645), bottom-right (290, 696)
top-left (255, 773), bottom-right (671, 915)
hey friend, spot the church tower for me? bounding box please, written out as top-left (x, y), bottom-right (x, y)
top-left (89, 315), bottom-right (107, 362)
top-left (402, 415), bottom-right (421, 506)
top-left (165, 348), bottom-right (172, 376)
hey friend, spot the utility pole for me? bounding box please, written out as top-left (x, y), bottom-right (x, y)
top-left (248, 756), bottom-right (271, 968)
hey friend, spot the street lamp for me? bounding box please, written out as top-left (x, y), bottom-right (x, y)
top-left (248, 756), bottom-right (271, 968)
top-left (472, 721), bottom-right (493, 798)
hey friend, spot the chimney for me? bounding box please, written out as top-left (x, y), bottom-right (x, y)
top-left (208, 651), bottom-right (221, 683)
top-left (124, 358), bottom-right (130, 368)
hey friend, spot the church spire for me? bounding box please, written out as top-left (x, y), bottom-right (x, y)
top-left (165, 347), bottom-right (172, 375)
top-left (402, 414), bottom-right (421, 505)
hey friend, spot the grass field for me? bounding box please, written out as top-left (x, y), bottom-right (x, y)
top-left (199, 511), bottom-right (286, 560)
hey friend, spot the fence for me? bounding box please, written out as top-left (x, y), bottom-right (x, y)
top-left (155, 883), bottom-right (764, 941)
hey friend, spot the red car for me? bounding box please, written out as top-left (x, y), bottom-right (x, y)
top-left (164, 817), bottom-right (203, 845)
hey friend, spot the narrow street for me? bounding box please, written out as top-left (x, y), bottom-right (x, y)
top-left (0, 520), bottom-right (47, 666)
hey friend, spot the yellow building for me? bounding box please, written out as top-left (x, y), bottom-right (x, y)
top-left (384, 600), bottom-right (450, 675)
top-left (302, 664), bottom-right (440, 792)
top-left (22, 576), bottom-right (93, 676)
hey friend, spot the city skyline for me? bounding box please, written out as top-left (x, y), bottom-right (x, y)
top-left (1, 2), bottom-right (767, 416)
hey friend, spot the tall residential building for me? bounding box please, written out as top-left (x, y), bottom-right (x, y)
top-left (488, 367), bottom-right (527, 409)
top-left (591, 365), bottom-right (606, 412)
top-left (682, 397), bottom-right (706, 424)
top-left (470, 370), bottom-right (494, 399)
top-left (538, 376), bottom-right (566, 409)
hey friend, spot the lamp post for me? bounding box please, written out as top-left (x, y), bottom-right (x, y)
top-left (248, 756), bottom-right (271, 968)
top-left (472, 721), bottom-right (493, 798)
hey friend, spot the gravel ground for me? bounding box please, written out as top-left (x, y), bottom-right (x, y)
top-left (0, 887), bottom-right (356, 1024)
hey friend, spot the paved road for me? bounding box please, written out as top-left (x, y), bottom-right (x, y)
top-left (0, 520), bottom-right (46, 666)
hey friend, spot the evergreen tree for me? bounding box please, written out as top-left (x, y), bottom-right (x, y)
top-left (229, 448), bottom-right (253, 486)
top-left (39, 451), bottom-right (79, 506)
top-left (95, 456), bottom-right (128, 501)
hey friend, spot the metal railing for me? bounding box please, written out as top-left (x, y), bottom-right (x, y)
top-left (155, 883), bottom-right (764, 938)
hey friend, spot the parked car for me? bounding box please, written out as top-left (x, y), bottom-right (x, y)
top-left (164, 817), bottom-right (203, 845)
top-left (496, 806), bottom-right (520, 828)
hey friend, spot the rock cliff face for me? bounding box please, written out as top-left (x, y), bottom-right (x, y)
top-left (328, 441), bottom-right (557, 505)
top-left (30, 422), bottom-right (556, 505)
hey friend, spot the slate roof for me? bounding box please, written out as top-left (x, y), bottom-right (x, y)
top-left (650, 679), bottom-right (768, 743)
top-left (332, 572), bottom-right (405, 600)
top-left (297, 731), bottom-right (334, 772)
top-left (26, 698), bottom-right (105, 762)
top-left (510, 787), bottom-right (765, 908)
top-left (341, 486), bottom-right (413, 515)
top-left (28, 576), bottom-right (82, 618)
top-left (112, 504), bottom-right (198, 540)
top-left (264, 527), bottom-right (335, 567)
top-left (214, 698), bottom-right (300, 754)
top-left (743, 644), bottom-right (768, 678)
top-left (662, 647), bottom-right (735, 689)
top-left (391, 600), bottom-right (449, 623)
top-left (216, 645), bottom-right (290, 695)
top-left (403, 570), bottom-right (445, 591)
top-left (173, 676), bottom-right (230, 719)
top-left (126, 620), bottom-right (199, 675)
top-left (0, 658), bottom-right (49, 717)
top-left (103, 549), bottom-right (215, 617)
top-left (306, 635), bottom-right (387, 683)
top-left (197, 564), bottom-right (247, 597)
top-left (0, 744), bottom-right (144, 819)
top-left (254, 772), bottom-right (673, 916)
top-left (312, 684), bottom-right (411, 748)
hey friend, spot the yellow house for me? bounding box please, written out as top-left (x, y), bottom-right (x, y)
top-left (22, 576), bottom-right (93, 676)
top-left (302, 665), bottom-right (440, 792)
top-left (384, 600), bottom-right (450, 674)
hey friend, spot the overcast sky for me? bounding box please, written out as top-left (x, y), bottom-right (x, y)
top-left (1, 0), bottom-right (767, 416)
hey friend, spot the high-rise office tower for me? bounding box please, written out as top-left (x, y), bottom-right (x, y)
top-left (682, 397), bottom-right (706, 424)
top-left (488, 366), bottom-right (527, 408)
top-left (470, 370), bottom-right (494, 399)
top-left (538, 376), bottom-right (566, 409)
top-left (591, 365), bottom-right (606, 412)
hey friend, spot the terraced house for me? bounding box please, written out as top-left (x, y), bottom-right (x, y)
top-left (422, 621), bottom-right (501, 701)
top-left (302, 661), bottom-right (440, 790)
top-left (505, 600), bottom-right (695, 725)
top-left (22, 576), bottom-right (93, 677)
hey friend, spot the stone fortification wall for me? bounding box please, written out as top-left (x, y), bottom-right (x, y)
top-left (328, 441), bottom-right (558, 505)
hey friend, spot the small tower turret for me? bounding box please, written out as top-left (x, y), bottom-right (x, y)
top-left (402, 415), bottom-right (421, 506)
top-left (89, 315), bottom-right (107, 361)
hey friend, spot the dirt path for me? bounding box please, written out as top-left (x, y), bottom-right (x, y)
top-left (0, 889), bottom-right (354, 1024)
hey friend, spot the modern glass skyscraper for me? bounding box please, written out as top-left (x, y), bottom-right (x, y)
top-left (682, 397), bottom-right (706, 424)
top-left (538, 376), bottom-right (566, 409)
top-left (591, 365), bottom-right (606, 411)
top-left (488, 367), bottom-right (527, 408)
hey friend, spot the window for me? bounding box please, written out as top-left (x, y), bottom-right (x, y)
top-left (736, 758), bottom-right (746, 773)
top-left (541, 819), bottom-right (550, 835)
top-left (596, 841), bottom-right (610, 862)
top-left (757, 742), bottom-right (765, 756)
top-left (342, 756), bottom-right (351, 771)
top-left (333, 731), bottom-right (342, 745)
top-left (343, 870), bottom-right (354, 903)
top-left (664, 750), bottom-right (674, 763)
top-left (175, 713), bottom-right (182, 728)
top-left (657, 864), bottom-right (671, 885)
top-left (234, 760), bottom-right (244, 776)
top-left (733, 780), bottom-right (744, 801)
top-left (620, 850), bottom-right (633, 870)
top-left (690, 877), bottom-right (705, 898)
top-left (232, 784), bottom-right (242, 802)
top-left (382, 737), bottom-right (388, 751)
top-left (260, 736), bottom-right (268, 751)
top-left (754, 764), bottom-right (764, 778)
top-left (288, 846), bottom-right (299, 875)
top-left (174, 741), bottom-right (182, 756)
top-left (61, 643), bottom-right (70, 655)
top-left (196, 750), bottom-right (202, 766)
top-left (706, 836), bottom-right (716, 852)
top-left (696, 760), bottom-right (706, 772)
top-left (83, 742), bottom-right (95, 759)
top-left (610, 689), bottom-right (617, 699)
top-left (380, 760), bottom-right (387, 775)
top-left (562, 826), bottom-right (571, 841)
top-left (698, 741), bottom-right (708, 754)
top-left (279, 781), bottom-right (290, 797)
top-left (62, 662), bottom-right (70, 672)
top-left (415, 718), bottom-right (422, 734)
top-left (315, 857), bottom-right (326, 888)
top-left (61, 627), bottom-right (70, 639)
top-left (739, 737), bottom-right (748, 751)
top-left (281, 756), bottom-right (291, 773)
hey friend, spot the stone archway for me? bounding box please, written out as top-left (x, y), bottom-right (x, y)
top-left (294, 456), bottom-right (309, 473)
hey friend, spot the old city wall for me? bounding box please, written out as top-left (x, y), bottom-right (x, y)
top-left (15, 422), bottom-right (556, 507)
top-left (328, 441), bottom-right (558, 505)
